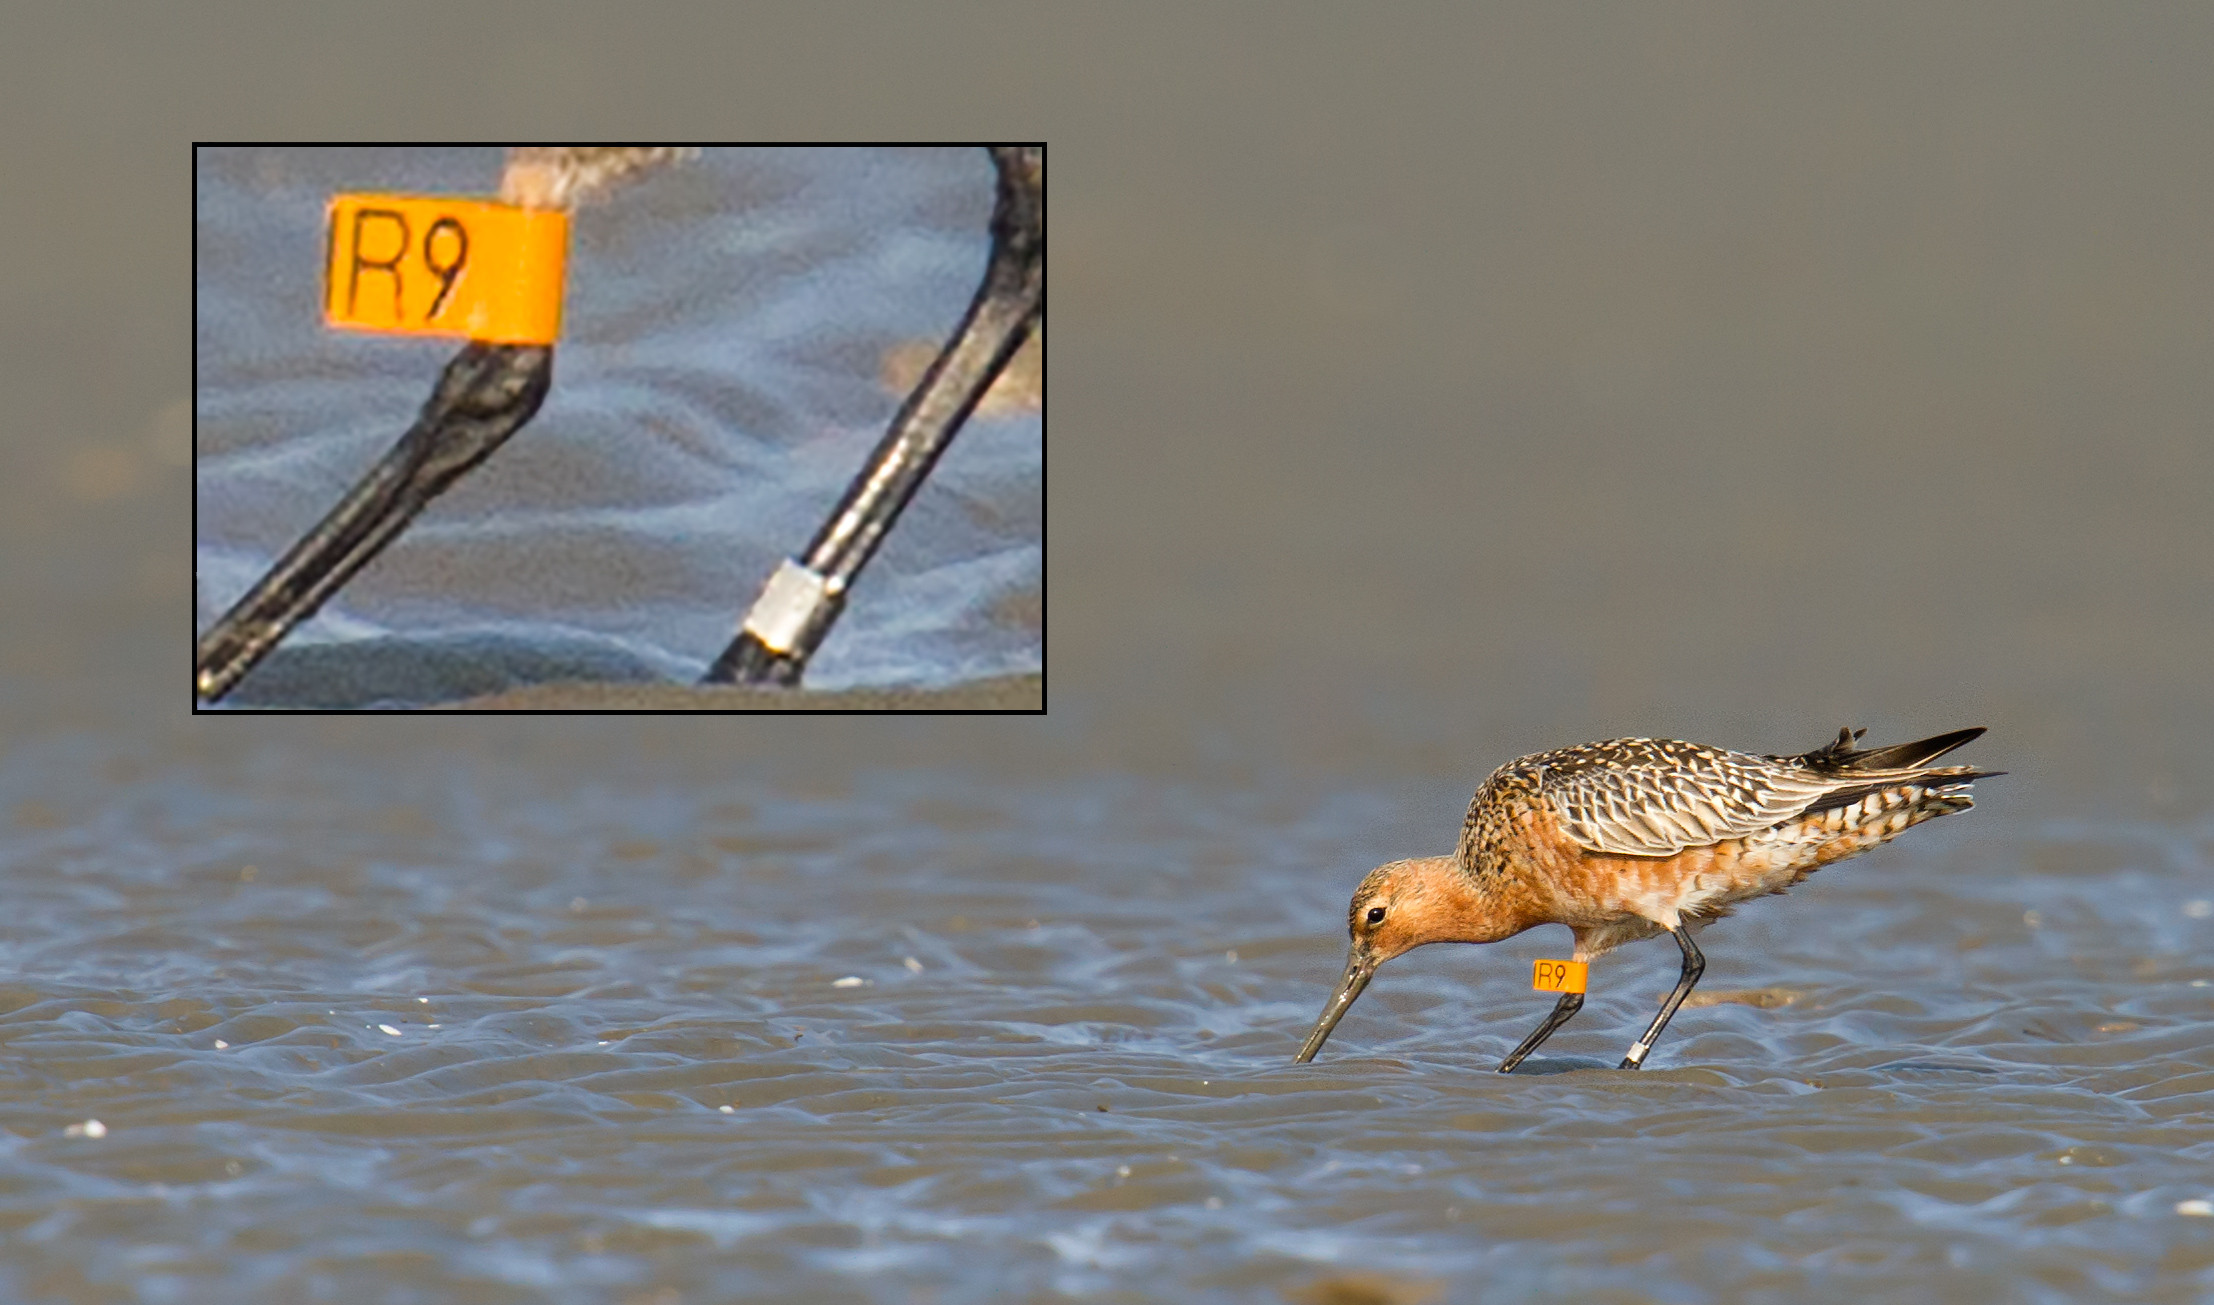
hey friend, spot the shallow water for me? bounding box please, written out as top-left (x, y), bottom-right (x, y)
top-left (25, 8), bottom-right (2214, 1304)
top-left (194, 147), bottom-right (1041, 707)
top-left (4, 729), bottom-right (2211, 1302)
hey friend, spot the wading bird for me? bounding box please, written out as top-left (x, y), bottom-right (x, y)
top-left (1294, 726), bottom-right (1996, 1071)
top-left (194, 145), bottom-right (1042, 704)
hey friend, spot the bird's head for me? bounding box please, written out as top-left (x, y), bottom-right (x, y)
top-left (1294, 856), bottom-right (1491, 1063)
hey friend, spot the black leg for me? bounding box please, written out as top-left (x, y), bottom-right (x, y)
top-left (1496, 990), bottom-right (1584, 1073)
top-left (704, 146), bottom-right (1042, 687)
top-left (1619, 927), bottom-right (1705, 1069)
top-left (196, 343), bottom-right (554, 703)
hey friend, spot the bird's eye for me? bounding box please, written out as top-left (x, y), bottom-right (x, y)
top-left (1365, 906), bottom-right (1387, 925)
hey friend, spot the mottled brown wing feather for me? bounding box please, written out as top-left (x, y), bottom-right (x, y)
top-left (1529, 738), bottom-right (1844, 858)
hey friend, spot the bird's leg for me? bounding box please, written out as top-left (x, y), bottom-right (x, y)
top-left (1619, 927), bottom-right (1705, 1069)
top-left (1496, 991), bottom-right (1583, 1073)
top-left (704, 145), bottom-right (1042, 687)
top-left (195, 343), bottom-right (553, 703)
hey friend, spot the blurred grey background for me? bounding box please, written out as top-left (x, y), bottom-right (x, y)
top-left (1049, 9), bottom-right (2211, 812)
top-left (4, 5), bottom-right (2207, 783)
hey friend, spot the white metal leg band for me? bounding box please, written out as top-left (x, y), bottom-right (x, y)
top-left (739, 559), bottom-right (843, 654)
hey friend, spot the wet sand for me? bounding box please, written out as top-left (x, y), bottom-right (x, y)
top-left (432, 673), bottom-right (1041, 712)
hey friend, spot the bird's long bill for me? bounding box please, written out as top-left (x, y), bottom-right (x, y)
top-left (194, 343), bottom-right (551, 703)
top-left (1293, 948), bottom-right (1376, 1063)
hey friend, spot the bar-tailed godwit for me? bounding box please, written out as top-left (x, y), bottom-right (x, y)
top-left (1293, 726), bottom-right (1996, 1071)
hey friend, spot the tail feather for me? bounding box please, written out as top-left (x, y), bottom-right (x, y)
top-left (1800, 773), bottom-right (1990, 816)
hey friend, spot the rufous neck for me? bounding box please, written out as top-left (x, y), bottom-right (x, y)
top-left (1398, 855), bottom-right (1526, 947)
